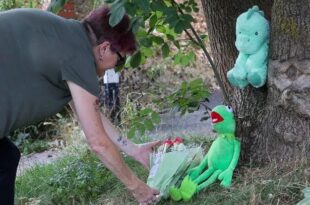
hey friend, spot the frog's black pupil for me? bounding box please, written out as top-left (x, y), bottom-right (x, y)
top-left (255, 32), bottom-right (258, 35)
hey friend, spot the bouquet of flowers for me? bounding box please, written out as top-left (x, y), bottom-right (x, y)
top-left (147, 137), bottom-right (203, 199)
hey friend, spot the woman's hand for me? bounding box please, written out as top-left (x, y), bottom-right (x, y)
top-left (129, 180), bottom-right (160, 205)
top-left (131, 140), bottom-right (161, 169)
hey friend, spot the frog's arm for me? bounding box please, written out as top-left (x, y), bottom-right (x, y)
top-left (228, 139), bottom-right (241, 171)
top-left (218, 139), bottom-right (240, 187)
top-left (197, 153), bottom-right (209, 169)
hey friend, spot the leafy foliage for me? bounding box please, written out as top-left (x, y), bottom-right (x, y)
top-left (47, 0), bottom-right (69, 14)
top-left (165, 78), bottom-right (210, 115)
top-left (105, 0), bottom-right (200, 69)
top-left (14, 132), bottom-right (49, 154)
top-left (46, 0), bottom-right (212, 137)
top-left (0, 0), bottom-right (40, 10)
top-left (102, 0), bottom-right (211, 136)
top-left (127, 108), bottom-right (161, 138)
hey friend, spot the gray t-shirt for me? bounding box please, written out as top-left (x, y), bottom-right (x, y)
top-left (0, 8), bottom-right (100, 138)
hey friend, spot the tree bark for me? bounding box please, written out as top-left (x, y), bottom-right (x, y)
top-left (200, 0), bottom-right (309, 164)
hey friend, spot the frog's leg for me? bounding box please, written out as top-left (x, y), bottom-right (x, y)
top-left (174, 167), bottom-right (216, 201)
top-left (178, 176), bottom-right (198, 202)
top-left (170, 166), bottom-right (214, 202)
top-left (169, 186), bottom-right (182, 201)
top-left (193, 166), bottom-right (215, 184)
top-left (197, 170), bottom-right (222, 192)
top-left (188, 154), bottom-right (208, 181)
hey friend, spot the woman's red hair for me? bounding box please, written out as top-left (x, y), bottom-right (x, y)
top-left (83, 6), bottom-right (137, 54)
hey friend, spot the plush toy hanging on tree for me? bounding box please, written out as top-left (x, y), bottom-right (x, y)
top-left (227, 5), bottom-right (270, 88)
top-left (169, 105), bottom-right (241, 202)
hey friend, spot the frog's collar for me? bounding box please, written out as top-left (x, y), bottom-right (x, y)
top-left (220, 133), bottom-right (235, 139)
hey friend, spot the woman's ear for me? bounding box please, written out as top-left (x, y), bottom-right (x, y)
top-left (98, 41), bottom-right (111, 59)
top-left (99, 41), bottom-right (110, 52)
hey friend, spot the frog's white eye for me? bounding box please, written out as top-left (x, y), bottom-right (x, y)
top-left (226, 106), bottom-right (233, 112)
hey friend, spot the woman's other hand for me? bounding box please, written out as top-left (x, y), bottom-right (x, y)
top-left (131, 140), bottom-right (161, 169)
top-left (129, 180), bottom-right (160, 205)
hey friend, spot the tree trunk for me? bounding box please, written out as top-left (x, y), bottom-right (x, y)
top-left (200, 0), bottom-right (310, 164)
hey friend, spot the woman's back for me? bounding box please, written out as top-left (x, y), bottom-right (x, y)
top-left (0, 9), bottom-right (98, 137)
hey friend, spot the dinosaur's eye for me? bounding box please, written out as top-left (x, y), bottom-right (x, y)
top-left (226, 106), bottom-right (233, 112)
top-left (255, 31), bottom-right (258, 35)
top-left (239, 32), bottom-right (241, 34)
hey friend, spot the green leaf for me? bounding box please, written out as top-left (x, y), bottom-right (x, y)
top-left (149, 14), bottom-right (157, 29)
top-left (128, 127), bottom-right (136, 138)
top-left (136, 123), bottom-right (146, 136)
top-left (200, 34), bottom-right (208, 41)
top-left (124, 2), bottom-right (136, 16)
top-left (174, 21), bottom-right (185, 34)
top-left (47, 0), bottom-right (68, 13)
top-left (193, 7), bottom-right (199, 12)
top-left (180, 55), bottom-right (190, 66)
top-left (136, 0), bottom-right (150, 12)
top-left (166, 34), bottom-right (175, 41)
top-left (140, 108), bottom-right (153, 116)
top-left (165, 9), bottom-right (179, 26)
top-left (109, 2), bottom-right (126, 27)
top-left (124, 56), bottom-right (132, 67)
top-left (182, 14), bottom-right (194, 23)
top-left (141, 47), bottom-right (153, 57)
top-left (151, 0), bottom-right (167, 11)
top-left (140, 55), bottom-right (146, 64)
top-left (130, 51), bottom-right (142, 68)
top-left (136, 29), bottom-right (148, 38)
top-left (188, 51), bottom-right (196, 61)
top-left (144, 120), bottom-right (154, 130)
top-left (173, 40), bottom-right (180, 49)
top-left (180, 81), bottom-right (187, 91)
top-left (184, 6), bottom-right (192, 12)
top-left (173, 53), bottom-right (182, 64)
top-left (140, 37), bottom-right (152, 47)
top-left (155, 10), bottom-right (163, 18)
top-left (163, 0), bottom-right (172, 7)
top-left (129, 17), bottom-right (142, 34)
top-left (156, 25), bottom-right (166, 33)
top-left (151, 36), bottom-right (164, 44)
top-left (151, 112), bottom-right (161, 124)
top-left (189, 78), bottom-right (203, 89)
top-left (162, 43), bottom-right (169, 58)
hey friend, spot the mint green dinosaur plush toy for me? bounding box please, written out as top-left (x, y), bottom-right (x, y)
top-left (227, 5), bottom-right (270, 88)
top-left (170, 105), bottom-right (241, 201)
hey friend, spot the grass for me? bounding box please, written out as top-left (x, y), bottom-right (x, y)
top-left (16, 150), bottom-right (146, 205)
top-left (15, 135), bottom-right (309, 205)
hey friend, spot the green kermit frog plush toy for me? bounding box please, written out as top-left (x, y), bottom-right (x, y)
top-left (170, 105), bottom-right (241, 201)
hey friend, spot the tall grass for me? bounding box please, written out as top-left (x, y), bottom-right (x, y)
top-left (16, 135), bottom-right (309, 205)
